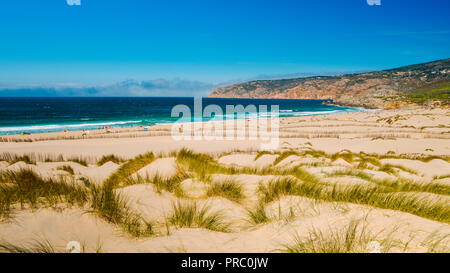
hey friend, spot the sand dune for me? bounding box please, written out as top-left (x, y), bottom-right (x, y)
top-left (0, 108), bottom-right (449, 253)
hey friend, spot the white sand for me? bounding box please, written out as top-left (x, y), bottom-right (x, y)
top-left (0, 108), bottom-right (449, 253)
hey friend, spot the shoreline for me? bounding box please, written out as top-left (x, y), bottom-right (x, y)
top-left (0, 107), bottom-right (448, 159)
top-left (0, 103), bottom-right (369, 141)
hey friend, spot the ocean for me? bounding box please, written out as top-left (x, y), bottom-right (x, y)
top-left (0, 97), bottom-right (364, 135)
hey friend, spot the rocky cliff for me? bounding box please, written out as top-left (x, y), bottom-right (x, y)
top-left (210, 59), bottom-right (450, 108)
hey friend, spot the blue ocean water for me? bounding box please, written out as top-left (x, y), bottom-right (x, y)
top-left (0, 97), bottom-right (365, 135)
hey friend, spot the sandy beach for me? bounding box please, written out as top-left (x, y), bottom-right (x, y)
top-left (0, 107), bottom-right (449, 253)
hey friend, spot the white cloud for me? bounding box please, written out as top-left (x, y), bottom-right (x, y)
top-left (0, 79), bottom-right (220, 97)
top-left (66, 0), bottom-right (81, 6)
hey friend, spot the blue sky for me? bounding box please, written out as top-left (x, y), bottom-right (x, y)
top-left (0, 0), bottom-right (449, 95)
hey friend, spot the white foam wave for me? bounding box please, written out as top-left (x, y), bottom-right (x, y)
top-left (0, 120), bottom-right (142, 132)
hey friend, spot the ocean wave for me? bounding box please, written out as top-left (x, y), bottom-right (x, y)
top-left (0, 120), bottom-right (142, 132)
top-left (0, 105), bottom-right (366, 134)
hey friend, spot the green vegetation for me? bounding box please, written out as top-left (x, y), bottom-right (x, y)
top-left (403, 82), bottom-right (450, 105)
top-left (283, 220), bottom-right (380, 253)
top-left (258, 178), bottom-right (299, 203)
top-left (246, 201), bottom-right (270, 225)
top-left (0, 169), bottom-right (153, 237)
top-left (68, 157), bottom-right (88, 167)
top-left (207, 179), bottom-right (245, 202)
top-left (56, 165), bottom-right (74, 175)
top-left (2, 145), bottom-right (449, 251)
top-left (168, 201), bottom-right (230, 232)
top-left (97, 154), bottom-right (125, 166)
top-left (0, 169), bottom-right (88, 217)
top-left (104, 152), bottom-right (155, 187)
top-left (254, 151), bottom-right (273, 161)
top-left (90, 183), bottom-right (153, 237)
top-left (127, 171), bottom-right (189, 196)
top-left (328, 169), bottom-right (450, 196)
top-left (273, 151), bottom-right (297, 165)
top-left (0, 239), bottom-right (57, 253)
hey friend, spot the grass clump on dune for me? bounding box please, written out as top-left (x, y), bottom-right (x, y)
top-left (105, 152), bottom-right (155, 187)
top-left (207, 179), bottom-right (245, 202)
top-left (0, 239), bottom-right (57, 253)
top-left (379, 164), bottom-right (418, 175)
top-left (294, 182), bottom-right (450, 223)
top-left (258, 177), bottom-right (300, 203)
top-left (168, 201), bottom-right (230, 232)
top-left (273, 151), bottom-right (299, 166)
top-left (97, 154), bottom-right (125, 166)
top-left (56, 165), bottom-right (74, 175)
top-left (147, 171), bottom-right (189, 196)
top-left (176, 148), bottom-right (221, 180)
top-left (356, 156), bottom-right (381, 169)
top-left (68, 157), bottom-right (89, 167)
top-left (0, 169), bottom-right (88, 217)
top-left (282, 220), bottom-right (379, 253)
top-left (258, 172), bottom-right (450, 223)
top-left (254, 151), bottom-right (274, 161)
top-left (0, 169), bottom-right (153, 237)
top-left (124, 167), bottom-right (190, 197)
top-left (246, 201), bottom-right (270, 225)
top-left (88, 183), bottom-right (154, 237)
top-left (331, 151), bottom-right (355, 164)
top-left (327, 169), bottom-right (450, 196)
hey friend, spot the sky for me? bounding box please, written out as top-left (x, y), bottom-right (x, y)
top-left (0, 0), bottom-right (449, 96)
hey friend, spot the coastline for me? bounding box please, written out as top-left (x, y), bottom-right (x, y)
top-left (0, 100), bottom-right (367, 140)
top-left (0, 106), bottom-right (449, 253)
top-left (0, 106), bottom-right (448, 158)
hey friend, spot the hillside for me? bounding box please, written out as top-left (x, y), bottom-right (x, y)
top-left (209, 59), bottom-right (450, 109)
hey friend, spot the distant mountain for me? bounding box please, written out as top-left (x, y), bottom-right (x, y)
top-left (209, 59), bottom-right (450, 108)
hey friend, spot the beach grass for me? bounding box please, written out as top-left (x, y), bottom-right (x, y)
top-left (0, 169), bottom-right (88, 217)
top-left (104, 152), bottom-right (155, 187)
top-left (282, 220), bottom-right (378, 253)
top-left (168, 201), bottom-right (230, 232)
top-left (56, 165), bottom-right (74, 175)
top-left (0, 239), bottom-right (57, 253)
top-left (0, 169), bottom-right (153, 237)
top-left (258, 177), bottom-right (300, 203)
top-left (97, 154), bottom-right (125, 166)
top-left (207, 178), bottom-right (245, 202)
top-left (246, 201), bottom-right (270, 225)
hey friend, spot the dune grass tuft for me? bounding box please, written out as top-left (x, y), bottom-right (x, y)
top-left (68, 157), bottom-right (89, 167)
top-left (0, 169), bottom-right (153, 237)
top-left (0, 239), bottom-right (57, 253)
top-left (282, 220), bottom-right (378, 253)
top-left (254, 151), bottom-right (274, 161)
top-left (273, 151), bottom-right (299, 166)
top-left (0, 169), bottom-right (88, 218)
top-left (56, 165), bottom-right (74, 175)
top-left (328, 169), bottom-right (450, 196)
top-left (168, 201), bottom-right (230, 232)
top-left (258, 177), bottom-right (300, 203)
top-left (207, 178), bottom-right (244, 202)
top-left (97, 154), bottom-right (125, 166)
top-left (380, 164), bottom-right (418, 175)
top-left (331, 151), bottom-right (355, 164)
top-left (246, 201), bottom-right (270, 225)
top-left (294, 182), bottom-right (450, 223)
top-left (88, 183), bottom-right (154, 237)
top-left (105, 152), bottom-right (155, 187)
